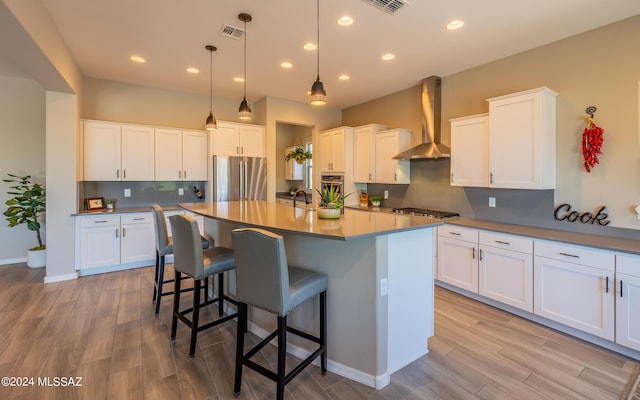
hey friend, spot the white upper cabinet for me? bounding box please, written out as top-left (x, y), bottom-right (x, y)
top-left (450, 114), bottom-right (489, 187)
top-left (155, 128), bottom-right (208, 181)
top-left (375, 129), bottom-right (412, 184)
top-left (318, 127), bottom-right (352, 173)
top-left (214, 121), bottom-right (265, 157)
top-left (353, 124), bottom-right (388, 183)
top-left (284, 146), bottom-right (304, 180)
top-left (83, 121), bottom-right (154, 181)
top-left (488, 87), bottom-right (557, 189)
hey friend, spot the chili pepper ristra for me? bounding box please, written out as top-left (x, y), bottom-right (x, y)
top-left (582, 106), bottom-right (604, 173)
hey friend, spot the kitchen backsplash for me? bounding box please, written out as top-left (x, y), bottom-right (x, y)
top-left (78, 181), bottom-right (206, 210)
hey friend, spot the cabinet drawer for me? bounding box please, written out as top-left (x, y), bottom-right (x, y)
top-left (79, 215), bottom-right (120, 228)
top-left (535, 240), bottom-right (614, 271)
top-left (121, 212), bottom-right (152, 224)
top-left (617, 253), bottom-right (640, 277)
top-left (480, 231), bottom-right (532, 254)
top-left (438, 225), bottom-right (478, 243)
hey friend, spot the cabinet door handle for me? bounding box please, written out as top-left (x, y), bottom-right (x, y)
top-left (115, 228), bottom-right (119, 238)
top-left (178, 170), bottom-right (181, 179)
top-left (183, 170), bottom-right (187, 179)
top-left (605, 276), bottom-right (609, 293)
top-left (237, 146), bottom-right (239, 155)
top-left (369, 173), bottom-right (371, 181)
top-left (451, 173), bottom-right (454, 183)
top-left (472, 248), bottom-right (476, 259)
top-left (394, 172), bottom-right (397, 181)
top-left (495, 240), bottom-right (510, 245)
top-left (490, 172), bottom-right (494, 184)
top-left (123, 169), bottom-right (126, 179)
top-left (479, 248), bottom-right (483, 261)
top-left (559, 252), bottom-right (580, 259)
top-left (116, 169), bottom-right (120, 179)
top-left (122, 227), bottom-right (126, 237)
top-left (620, 280), bottom-right (624, 297)
top-left (449, 232), bottom-right (461, 236)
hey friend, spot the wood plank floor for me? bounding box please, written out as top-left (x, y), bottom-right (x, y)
top-left (0, 263), bottom-right (637, 400)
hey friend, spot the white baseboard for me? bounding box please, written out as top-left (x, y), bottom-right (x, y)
top-left (0, 257), bottom-right (27, 266)
top-left (44, 272), bottom-right (78, 283)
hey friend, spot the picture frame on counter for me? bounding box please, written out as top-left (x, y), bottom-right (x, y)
top-left (86, 197), bottom-right (105, 211)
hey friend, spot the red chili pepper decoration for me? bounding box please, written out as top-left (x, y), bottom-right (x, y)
top-left (582, 116), bottom-right (604, 173)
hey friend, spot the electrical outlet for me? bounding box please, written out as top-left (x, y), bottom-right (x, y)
top-left (380, 278), bottom-right (388, 296)
top-left (124, 189), bottom-right (131, 197)
top-left (178, 188), bottom-right (184, 195)
top-left (489, 197), bottom-right (496, 208)
top-left (384, 190), bottom-right (389, 199)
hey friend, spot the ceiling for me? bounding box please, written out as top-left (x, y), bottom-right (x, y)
top-left (29, 0), bottom-right (640, 108)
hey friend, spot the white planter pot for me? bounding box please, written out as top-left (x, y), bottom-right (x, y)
top-left (317, 207), bottom-right (341, 219)
top-left (27, 249), bottom-right (46, 268)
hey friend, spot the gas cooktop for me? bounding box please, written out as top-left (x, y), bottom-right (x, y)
top-left (391, 207), bottom-right (460, 220)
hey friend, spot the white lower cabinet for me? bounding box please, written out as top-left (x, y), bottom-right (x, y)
top-left (534, 240), bottom-right (615, 340)
top-left (615, 254), bottom-right (640, 352)
top-left (78, 213), bottom-right (155, 272)
top-left (479, 231), bottom-right (533, 312)
top-left (437, 226), bottom-right (479, 293)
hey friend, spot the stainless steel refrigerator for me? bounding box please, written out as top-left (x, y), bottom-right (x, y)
top-left (212, 156), bottom-right (267, 201)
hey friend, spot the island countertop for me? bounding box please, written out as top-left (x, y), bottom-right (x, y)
top-left (179, 200), bottom-right (442, 241)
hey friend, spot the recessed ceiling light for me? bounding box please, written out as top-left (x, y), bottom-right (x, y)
top-left (304, 42), bottom-right (317, 51)
top-left (130, 55), bottom-right (146, 63)
top-left (446, 19), bottom-right (464, 30)
top-left (338, 74), bottom-right (350, 80)
top-left (280, 62), bottom-right (293, 69)
top-left (186, 67), bottom-right (199, 74)
top-left (234, 77), bottom-right (244, 82)
top-left (381, 53), bottom-right (395, 61)
top-left (337, 16), bottom-right (353, 26)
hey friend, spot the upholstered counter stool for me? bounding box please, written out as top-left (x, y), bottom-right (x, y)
top-left (169, 214), bottom-right (237, 359)
top-left (151, 205), bottom-right (211, 314)
top-left (231, 228), bottom-right (327, 400)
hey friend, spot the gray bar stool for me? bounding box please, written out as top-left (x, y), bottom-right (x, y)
top-left (231, 227), bottom-right (327, 400)
top-left (168, 214), bottom-right (237, 359)
top-left (151, 205), bottom-right (210, 314)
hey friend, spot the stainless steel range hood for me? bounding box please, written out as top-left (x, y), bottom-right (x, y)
top-left (393, 76), bottom-right (450, 159)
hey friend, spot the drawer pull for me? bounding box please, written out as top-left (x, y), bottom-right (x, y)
top-left (558, 252), bottom-right (579, 258)
top-left (94, 220), bottom-right (109, 224)
top-left (133, 218), bottom-right (145, 221)
top-left (449, 232), bottom-right (461, 236)
top-left (495, 240), bottom-right (510, 245)
top-left (605, 276), bottom-right (609, 293)
top-left (620, 280), bottom-right (624, 298)
top-left (472, 248), bottom-right (476, 259)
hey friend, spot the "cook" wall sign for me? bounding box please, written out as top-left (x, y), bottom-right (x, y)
top-left (554, 203), bottom-right (610, 226)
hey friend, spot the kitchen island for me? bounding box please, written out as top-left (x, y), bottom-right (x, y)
top-left (180, 201), bottom-right (442, 389)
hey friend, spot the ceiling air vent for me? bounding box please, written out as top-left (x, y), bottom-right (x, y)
top-left (219, 24), bottom-right (245, 40)
top-left (361, 0), bottom-right (409, 14)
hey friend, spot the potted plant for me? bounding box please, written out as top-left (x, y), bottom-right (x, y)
top-left (289, 186), bottom-right (298, 196)
top-left (285, 146), bottom-right (312, 164)
top-left (105, 198), bottom-right (115, 210)
top-left (369, 194), bottom-right (383, 207)
top-left (3, 174), bottom-right (46, 268)
top-left (315, 186), bottom-right (350, 219)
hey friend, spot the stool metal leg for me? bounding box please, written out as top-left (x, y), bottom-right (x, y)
top-left (155, 254), bottom-right (166, 314)
top-left (218, 274), bottom-right (225, 316)
top-left (320, 291), bottom-right (327, 374)
top-left (170, 270), bottom-right (181, 341)
top-left (153, 251), bottom-right (160, 303)
top-left (276, 315), bottom-right (287, 400)
top-left (234, 302), bottom-right (248, 395)
top-left (189, 279), bottom-right (202, 359)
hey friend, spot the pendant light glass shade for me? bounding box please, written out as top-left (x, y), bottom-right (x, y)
top-left (238, 13), bottom-right (252, 120)
top-left (310, 0), bottom-right (326, 106)
top-left (205, 45), bottom-right (217, 131)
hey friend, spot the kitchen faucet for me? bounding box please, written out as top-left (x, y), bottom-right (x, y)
top-left (292, 190), bottom-right (308, 208)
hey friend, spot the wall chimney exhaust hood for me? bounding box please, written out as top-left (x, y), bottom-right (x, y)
top-left (393, 76), bottom-right (450, 160)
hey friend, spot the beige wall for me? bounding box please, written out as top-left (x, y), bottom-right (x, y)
top-left (0, 76), bottom-right (46, 263)
top-left (345, 15), bottom-right (640, 231)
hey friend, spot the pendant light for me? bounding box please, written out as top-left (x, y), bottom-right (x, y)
top-left (204, 45), bottom-right (217, 131)
top-left (310, 0), bottom-right (327, 105)
top-left (238, 13), bottom-right (253, 120)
